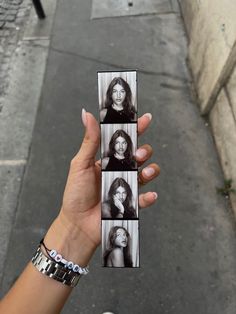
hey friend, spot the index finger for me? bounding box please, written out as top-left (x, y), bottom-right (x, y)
top-left (138, 113), bottom-right (152, 136)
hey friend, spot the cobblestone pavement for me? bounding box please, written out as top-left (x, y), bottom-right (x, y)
top-left (0, 0), bottom-right (32, 112)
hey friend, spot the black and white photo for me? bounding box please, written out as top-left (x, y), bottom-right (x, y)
top-left (102, 171), bottom-right (138, 219)
top-left (102, 220), bottom-right (139, 268)
top-left (98, 70), bottom-right (139, 268)
top-left (101, 123), bottom-right (137, 170)
top-left (98, 71), bottom-right (137, 123)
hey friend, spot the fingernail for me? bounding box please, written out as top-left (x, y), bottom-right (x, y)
top-left (135, 148), bottom-right (147, 159)
top-left (143, 167), bottom-right (155, 177)
top-left (82, 108), bottom-right (87, 127)
top-left (144, 113), bottom-right (152, 121)
top-left (152, 192), bottom-right (158, 199)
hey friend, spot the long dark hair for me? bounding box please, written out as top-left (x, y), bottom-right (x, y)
top-left (105, 77), bottom-right (136, 120)
top-left (107, 177), bottom-right (135, 218)
top-left (108, 129), bottom-right (134, 166)
top-left (103, 226), bottom-right (133, 267)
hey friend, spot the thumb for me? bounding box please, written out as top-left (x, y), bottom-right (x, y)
top-left (75, 108), bottom-right (100, 168)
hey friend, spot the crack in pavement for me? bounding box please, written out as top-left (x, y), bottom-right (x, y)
top-left (50, 45), bottom-right (190, 84)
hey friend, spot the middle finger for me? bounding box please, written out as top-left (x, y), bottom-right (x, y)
top-left (135, 144), bottom-right (153, 167)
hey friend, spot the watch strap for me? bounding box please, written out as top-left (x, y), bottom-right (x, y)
top-left (31, 246), bottom-right (81, 287)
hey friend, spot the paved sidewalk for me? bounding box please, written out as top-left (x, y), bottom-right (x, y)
top-left (1, 0), bottom-right (236, 313)
top-left (0, 0), bottom-right (32, 111)
top-left (0, 0), bottom-right (56, 286)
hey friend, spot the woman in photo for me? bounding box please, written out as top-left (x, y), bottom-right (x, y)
top-left (103, 129), bottom-right (136, 170)
top-left (102, 177), bottom-right (137, 219)
top-left (100, 77), bottom-right (137, 123)
top-left (103, 226), bottom-right (133, 267)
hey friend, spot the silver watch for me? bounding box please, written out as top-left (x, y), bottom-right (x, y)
top-left (31, 246), bottom-right (81, 287)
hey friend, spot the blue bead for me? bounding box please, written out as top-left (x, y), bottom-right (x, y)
top-left (49, 250), bottom-right (57, 258)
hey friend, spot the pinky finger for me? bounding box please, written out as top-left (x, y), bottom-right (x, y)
top-left (139, 192), bottom-right (158, 208)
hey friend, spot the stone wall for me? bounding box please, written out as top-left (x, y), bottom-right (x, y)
top-left (179, 0), bottom-right (236, 215)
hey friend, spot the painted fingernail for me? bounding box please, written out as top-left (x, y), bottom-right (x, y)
top-left (135, 148), bottom-right (147, 159)
top-left (82, 108), bottom-right (87, 127)
top-left (152, 192), bottom-right (158, 199)
top-left (144, 113), bottom-right (152, 121)
top-left (143, 167), bottom-right (155, 177)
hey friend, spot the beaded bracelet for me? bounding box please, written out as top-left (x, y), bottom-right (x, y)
top-left (40, 238), bottom-right (89, 275)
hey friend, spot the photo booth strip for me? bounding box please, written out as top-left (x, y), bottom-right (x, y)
top-left (98, 70), bottom-right (140, 268)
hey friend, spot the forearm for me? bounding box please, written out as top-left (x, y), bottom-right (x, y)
top-left (0, 213), bottom-right (96, 314)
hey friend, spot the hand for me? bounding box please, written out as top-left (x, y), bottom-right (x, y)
top-left (45, 109), bottom-right (160, 265)
top-left (113, 195), bottom-right (125, 215)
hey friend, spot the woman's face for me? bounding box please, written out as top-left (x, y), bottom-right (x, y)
top-left (112, 83), bottom-right (126, 106)
top-left (114, 186), bottom-right (127, 203)
top-left (114, 228), bottom-right (128, 247)
top-left (114, 136), bottom-right (127, 155)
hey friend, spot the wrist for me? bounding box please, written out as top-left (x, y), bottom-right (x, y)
top-left (44, 213), bottom-right (96, 268)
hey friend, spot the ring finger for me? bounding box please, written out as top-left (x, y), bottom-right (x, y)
top-left (138, 163), bottom-right (160, 186)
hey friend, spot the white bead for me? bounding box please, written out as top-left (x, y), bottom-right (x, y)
top-left (79, 268), bottom-right (86, 275)
top-left (82, 268), bottom-right (88, 275)
top-left (61, 258), bottom-right (67, 265)
top-left (73, 264), bottom-right (80, 272)
top-left (55, 254), bottom-right (62, 262)
top-left (67, 261), bottom-right (74, 269)
top-left (49, 250), bottom-right (57, 258)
